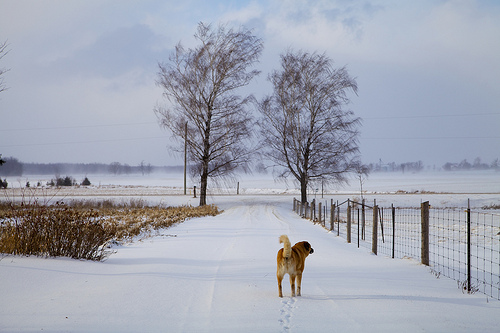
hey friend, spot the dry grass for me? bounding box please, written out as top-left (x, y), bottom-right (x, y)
top-left (0, 199), bottom-right (220, 261)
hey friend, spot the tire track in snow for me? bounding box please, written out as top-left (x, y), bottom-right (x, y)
top-left (205, 203), bottom-right (300, 331)
top-left (174, 201), bottom-right (311, 331)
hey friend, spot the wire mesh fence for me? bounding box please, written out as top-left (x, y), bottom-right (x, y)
top-left (293, 198), bottom-right (500, 300)
top-left (430, 208), bottom-right (500, 298)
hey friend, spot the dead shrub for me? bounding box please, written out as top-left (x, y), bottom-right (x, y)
top-left (0, 199), bottom-right (221, 261)
top-left (0, 201), bottom-right (116, 261)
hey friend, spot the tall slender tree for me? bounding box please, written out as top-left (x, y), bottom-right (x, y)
top-left (155, 23), bottom-right (263, 206)
top-left (258, 50), bottom-right (360, 203)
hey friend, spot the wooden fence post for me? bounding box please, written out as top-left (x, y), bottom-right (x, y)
top-left (421, 201), bottom-right (430, 266)
top-left (330, 201), bottom-right (335, 231)
top-left (318, 202), bottom-right (322, 224)
top-left (372, 203), bottom-right (378, 255)
top-left (347, 199), bottom-right (352, 243)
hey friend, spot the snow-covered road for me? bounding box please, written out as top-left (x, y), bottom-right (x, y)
top-left (1, 197), bottom-right (499, 332)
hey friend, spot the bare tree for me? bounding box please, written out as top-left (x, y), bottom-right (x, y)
top-left (155, 23), bottom-right (263, 206)
top-left (0, 41), bottom-right (8, 165)
top-left (0, 40), bottom-right (10, 94)
top-left (258, 50), bottom-right (360, 203)
top-left (354, 162), bottom-right (370, 200)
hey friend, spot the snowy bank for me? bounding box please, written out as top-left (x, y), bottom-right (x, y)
top-left (1, 197), bottom-right (499, 332)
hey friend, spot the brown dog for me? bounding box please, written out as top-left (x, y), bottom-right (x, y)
top-left (276, 235), bottom-right (314, 297)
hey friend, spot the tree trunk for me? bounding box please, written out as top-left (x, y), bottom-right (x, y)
top-left (300, 178), bottom-right (308, 204)
top-left (199, 114), bottom-right (211, 207)
top-left (199, 154), bottom-right (209, 206)
top-left (199, 171), bottom-right (208, 206)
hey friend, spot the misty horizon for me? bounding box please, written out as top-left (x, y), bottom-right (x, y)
top-left (0, 156), bottom-right (498, 179)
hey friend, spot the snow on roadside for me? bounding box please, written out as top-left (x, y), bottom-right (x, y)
top-left (1, 196), bottom-right (499, 332)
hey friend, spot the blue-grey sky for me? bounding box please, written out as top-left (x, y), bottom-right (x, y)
top-left (1, 0), bottom-right (499, 168)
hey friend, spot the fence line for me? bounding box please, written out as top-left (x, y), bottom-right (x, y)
top-left (292, 198), bottom-right (500, 301)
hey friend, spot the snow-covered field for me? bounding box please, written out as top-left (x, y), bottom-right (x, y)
top-left (1, 171), bottom-right (500, 332)
top-left (4, 169), bottom-right (500, 209)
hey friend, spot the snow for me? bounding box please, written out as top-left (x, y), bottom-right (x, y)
top-left (1, 171), bottom-right (500, 332)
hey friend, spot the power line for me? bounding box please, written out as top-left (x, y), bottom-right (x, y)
top-left (0, 135), bottom-right (169, 148)
top-left (362, 112), bottom-right (500, 120)
top-left (3, 134), bottom-right (497, 149)
top-left (362, 136), bottom-right (500, 140)
top-left (2, 121), bottom-right (158, 132)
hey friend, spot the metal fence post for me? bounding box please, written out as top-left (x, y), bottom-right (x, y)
top-left (347, 199), bottom-right (351, 243)
top-left (362, 199), bottom-right (366, 240)
top-left (467, 199), bottom-right (471, 293)
top-left (323, 204), bottom-right (326, 227)
top-left (337, 202), bottom-right (340, 236)
top-left (392, 204), bottom-right (395, 259)
top-left (330, 201), bottom-right (335, 231)
top-left (357, 208), bottom-right (360, 248)
top-left (421, 201), bottom-right (430, 266)
top-left (372, 203), bottom-right (378, 255)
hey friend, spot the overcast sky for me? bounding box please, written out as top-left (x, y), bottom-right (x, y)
top-left (1, 0), bottom-right (499, 168)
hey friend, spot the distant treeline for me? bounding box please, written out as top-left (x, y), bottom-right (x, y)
top-left (368, 158), bottom-right (499, 173)
top-left (1, 156), bottom-right (498, 179)
top-left (442, 158), bottom-right (499, 171)
top-left (367, 160), bottom-right (425, 173)
top-left (0, 157), bottom-right (183, 177)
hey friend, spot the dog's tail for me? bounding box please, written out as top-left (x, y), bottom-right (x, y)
top-left (279, 235), bottom-right (291, 258)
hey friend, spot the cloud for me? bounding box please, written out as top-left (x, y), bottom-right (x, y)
top-left (220, 1), bottom-right (264, 24)
top-left (51, 24), bottom-right (167, 80)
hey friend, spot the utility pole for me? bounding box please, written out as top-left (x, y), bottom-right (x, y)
top-left (184, 121), bottom-right (187, 195)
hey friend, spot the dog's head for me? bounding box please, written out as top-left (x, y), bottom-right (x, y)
top-left (302, 241), bottom-right (314, 255)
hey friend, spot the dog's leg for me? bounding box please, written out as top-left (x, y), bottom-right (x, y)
top-left (296, 272), bottom-right (303, 296)
top-left (277, 272), bottom-right (284, 298)
top-left (289, 274), bottom-right (296, 297)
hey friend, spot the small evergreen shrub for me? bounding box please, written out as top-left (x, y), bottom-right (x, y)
top-left (81, 177), bottom-right (91, 186)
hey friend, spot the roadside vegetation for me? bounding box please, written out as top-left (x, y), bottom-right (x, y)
top-left (0, 198), bottom-right (220, 261)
